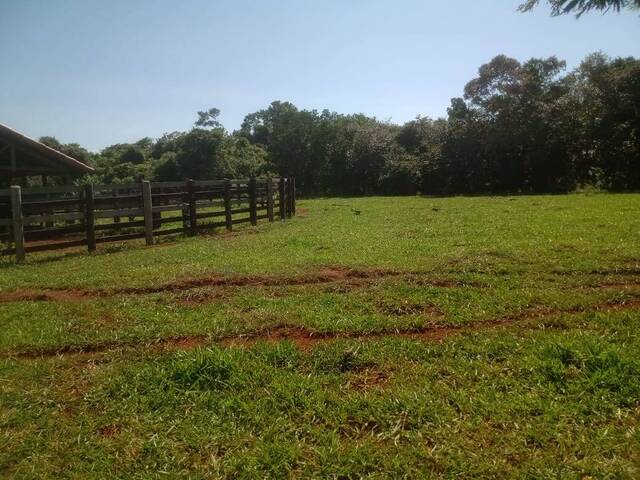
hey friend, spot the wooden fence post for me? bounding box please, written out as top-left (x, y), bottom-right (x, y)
top-left (224, 179), bottom-right (233, 231)
top-left (44, 191), bottom-right (53, 228)
top-left (84, 184), bottom-right (96, 252)
top-left (112, 188), bottom-right (120, 225)
top-left (291, 177), bottom-right (296, 216)
top-left (10, 186), bottom-right (25, 262)
top-left (287, 177), bottom-right (295, 218)
top-left (278, 177), bottom-right (286, 220)
top-left (266, 177), bottom-right (274, 222)
top-left (142, 180), bottom-right (154, 245)
top-left (187, 179), bottom-right (197, 236)
top-left (249, 177), bottom-right (257, 226)
top-left (285, 178), bottom-right (291, 219)
top-left (182, 202), bottom-right (188, 231)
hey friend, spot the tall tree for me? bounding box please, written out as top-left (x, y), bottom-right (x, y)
top-left (569, 53), bottom-right (640, 189)
top-left (195, 108), bottom-right (223, 129)
top-left (476, 56), bottom-right (566, 191)
top-left (39, 136), bottom-right (93, 166)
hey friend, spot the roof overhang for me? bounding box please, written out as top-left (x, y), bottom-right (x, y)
top-left (0, 123), bottom-right (94, 176)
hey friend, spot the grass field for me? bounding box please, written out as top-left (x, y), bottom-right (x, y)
top-left (1, 193), bottom-right (640, 478)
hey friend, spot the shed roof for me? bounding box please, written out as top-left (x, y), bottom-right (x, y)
top-left (0, 123), bottom-right (94, 176)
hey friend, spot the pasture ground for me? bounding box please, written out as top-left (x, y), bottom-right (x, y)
top-left (1, 194), bottom-right (639, 478)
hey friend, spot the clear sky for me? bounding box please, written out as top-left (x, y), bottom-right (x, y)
top-left (1, 0), bottom-right (638, 152)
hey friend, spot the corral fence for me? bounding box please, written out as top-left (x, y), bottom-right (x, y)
top-left (0, 177), bottom-right (296, 262)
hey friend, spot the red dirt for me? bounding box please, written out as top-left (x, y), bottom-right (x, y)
top-left (2, 260), bottom-right (639, 360)
top-left (0, 288), bottom-right (90, 303)
top-left (218, 325), bottom-right (323, 351)
top-left (96, 424), bottom-right (123, 438)
top-left (580, 279), bottom-right (640, 291)
top-left (5, 295), bottom-right (639, 360)
top-left (173, 289), bottom-right (230, 306)
top-left (347, 367), bottom-right (390, 391)
top-left (0, 266), bottom-right (486, 304)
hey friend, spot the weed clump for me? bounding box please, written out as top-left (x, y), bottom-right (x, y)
top-left (538, 341), bottom-right (640, 407)
top-left (169, 348), bottom-right (237, 390)
top-left (250, 341), bottom-right (301, 370)
top-left (310, 345), bottom-right (375, 374)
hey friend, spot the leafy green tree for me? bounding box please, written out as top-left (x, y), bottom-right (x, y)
top-left (222, 136), bottom-right (272, 178)
top-left (519, 0), bottom-right (640, 17)
top-left (153, 152), bottom-right (181, 181)
top-left (39, 136), bottom-right (93, 166)
top-left (240, 102), bottom-right (326, 194)
top-left (346, 120), bottom-right (401, 195)
top-left (461, 55), bottom-right (575, 193)
top-left (195, 108), bottom-right (223, 129)
top-left (149, 111), bottom-right (233, 181)
top-left (432, 100), bottom-right (486, 194)
top-left (568, 53), bottom-right (640, 189)
top-left (173, 128), bottom-right (228, 179)
top-left (88, 141), bottom-right (153, 184)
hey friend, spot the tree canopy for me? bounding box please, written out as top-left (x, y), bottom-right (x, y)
top-left (37, 52), bottom-right (639, 196)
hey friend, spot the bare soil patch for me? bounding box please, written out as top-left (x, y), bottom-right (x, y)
top-left (173, 288), bottom-right (231, 306)
top-left (96, 424), bottom-right (123, 438)
top-left (0, 288), bottom-right (90, 303)
top-left (218, 325), bottom-right (323, 351)
top-left (346, 367), bottom-right (390, 392)
top-left (164, 335), bottom-right (210, 350)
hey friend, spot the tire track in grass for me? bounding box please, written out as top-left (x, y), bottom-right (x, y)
top-left (1, 265), bottom-right (637, 305)
top-left (0, 266), bottom-right (485, 303)
top-left (3, 296), bottom-right (639, 360)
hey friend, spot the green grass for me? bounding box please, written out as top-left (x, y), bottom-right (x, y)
top-left (1, 193), bottom-right (639, 478)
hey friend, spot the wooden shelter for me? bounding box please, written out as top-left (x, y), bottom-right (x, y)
top-left (0, 123), bottom-right (93, 186)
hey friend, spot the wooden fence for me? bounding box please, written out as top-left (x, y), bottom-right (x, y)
top-left (0, 177), bottom-right (296, 262)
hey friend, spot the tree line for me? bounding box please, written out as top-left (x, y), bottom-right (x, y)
top-left (42, 52), bottom-right (639, 196)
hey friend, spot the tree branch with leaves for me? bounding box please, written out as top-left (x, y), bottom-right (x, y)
top-left (519, 0), bottom-right (640, 17)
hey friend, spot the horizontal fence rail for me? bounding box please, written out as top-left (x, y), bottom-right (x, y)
top-left (0, 177), bottom-right (296, 262)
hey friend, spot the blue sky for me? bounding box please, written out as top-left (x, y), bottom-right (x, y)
top-left (1, 0), bottom-right (638, 152)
